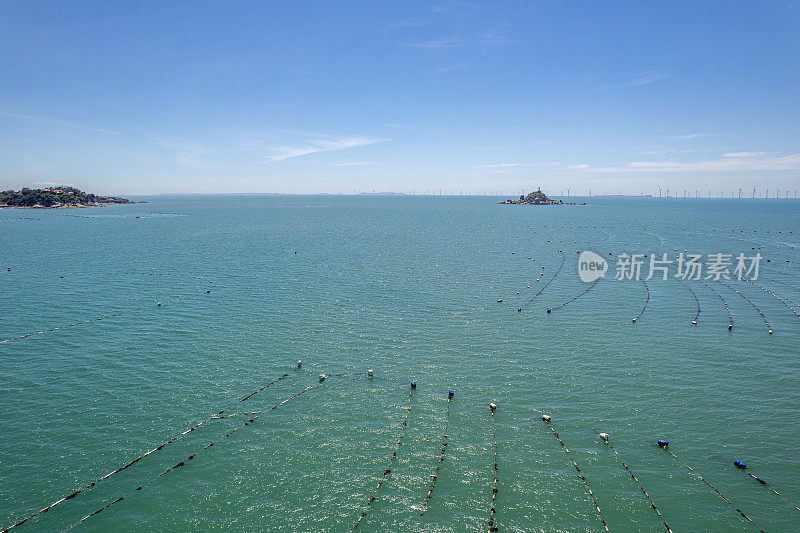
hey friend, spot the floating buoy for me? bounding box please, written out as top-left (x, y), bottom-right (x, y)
top-left (599, 432), bottom-right (609, 442)
top-left (734, 460), bottom-right (747, 469)
top-left (319, 374), bottom-right (326, 382)
top-left (657, 440), bottom-right (669, 448)
top-left (632, 317), bottom-right (637, 323)
top-left (448, 390), bottom-right (454, 398)
top-left (546, 309), bottom-right (551, 313)
top-left (157, 302), bottom-right (161, 307)
top-left (691, 320), bottom-right (697, 325)
top-left (518, 308), bottom-right (522, 312)
top-left (367, 369), bottom-right (374, 377)
top-left (206, 290), bottom-right (211, 294)
top-left (296, 360), bottom-right (302, 369)
top-left (497, 299), bottom-right (503, 303)
top-left (728, 324), bottom-right (733, 330)
top-left (542, 414), bottom-right (551, 422)
top-left (517, 291), bottom-right (520, 295)
top-left (489, 402), bottom-right (497, 411)
top-left (768, 329), bottom-right (773, 334)
top-left (411, 381), bottom-right (416, 389)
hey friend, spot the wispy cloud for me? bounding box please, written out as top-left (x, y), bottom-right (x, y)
top-left (436, 61), bottom-right (469, 74)
top-left (568, 164), bottom-right (590, 170)
top-left (334, 161), bottom-right (373, 166)
top-left (266, 137), bottom-right (388, 162)
top-left (408, 37), bottom-right (467, 49)
top-left (569, 153), bottom-right (800, 173)
top-left (722, 151), bottom-right (767, 158)
top-left (594, 71), bottom-right (670, 91)
top-left (670, 132), bottom-right (711, 140)
top-left (482, 163), bottom-right (526, 168)
top-left (0, 110), bottom-right (116, 135)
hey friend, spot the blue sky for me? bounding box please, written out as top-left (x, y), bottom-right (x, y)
top-left (1, 1), bottom-right (799, 195)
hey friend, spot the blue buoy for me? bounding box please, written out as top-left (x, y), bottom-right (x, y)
top-left (448, 390), bottom-right (454, 398)
top-left (546, 309), bottom-right (551, 313)
top-left (411, 381), bottom-right (416, 389)
top-left (518, 308), bottom-right (522, 312)
top-left (734, 460), bottom-right (746, 469)
top-left (206, 290), bottom-right (211, 293)
top-left (657, 440), bottom-right (668, 448)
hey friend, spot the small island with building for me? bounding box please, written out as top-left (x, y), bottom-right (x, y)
top-left (499, 187), bottom-right (586, 205)
top-left (0, 186), bottom-right (137, 208)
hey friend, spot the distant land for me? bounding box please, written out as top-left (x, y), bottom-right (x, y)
top-left (0, 187), bottom-right (137, 208)
top-left (499, 188), bottom-right (586, 205)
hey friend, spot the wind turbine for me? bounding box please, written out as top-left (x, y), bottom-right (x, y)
top-left (752, 187), bottom-right (756, 199)
top-left (738, 188), bottom-right (742, 199)
top-left (658, 186), bottom-right (662, 198)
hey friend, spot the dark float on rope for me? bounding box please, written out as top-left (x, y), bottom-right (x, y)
top-left (734, 460), bottom-right (747, 469)
top-left (658, 440), bottom-right (669, 448)
top-left (411, 381), bottom-right (416, 389)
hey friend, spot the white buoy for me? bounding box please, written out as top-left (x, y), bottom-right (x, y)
top-left (319, 374), bottom-right (326, 382)
top-left (367, 369), bottom-right (374, 377)
top-left (728, 324), bottom-right (733, 330)
top-left (691, 320), bottom-right (697, 325)
top-left (497, 299), bottom-right (503, 303)
top-left (297, 360), bottom-right (302, 369)
top-left (632, 317), bottom-right (637, 323)
top-left (599, 432), bottom-right (609, 442)
top-left (542, 414), bottom-right (551, 422)
top-left (157, 302), bottom-right (161, 307)
top-left (768, 329), bottom-right (773, 334)
top-left (489, 402), bottom-right (497, 411)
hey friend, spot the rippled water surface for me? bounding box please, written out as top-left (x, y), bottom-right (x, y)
top-left (1, 195), bottom-right (798, 532)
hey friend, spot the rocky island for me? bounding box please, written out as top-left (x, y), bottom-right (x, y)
top-left (0, 187), bottom-right (137, 208)
top-left (499, 188), bottom-right (585, 205)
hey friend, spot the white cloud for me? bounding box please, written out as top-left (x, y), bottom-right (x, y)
top-left (266, 137), bottom-right (388, 162)
top-left (595, 71), bottom-right (670, 90)
top-left (0, 110), bottom-right (116, 135)
top-left (670, 133), bottom-right (709, 140)
top-left (722, 151), bottom-right (767, 158)
top-left (568, 164), bottom-right (590, 170)
top-left (572, 153), bottom-right (800, 173)
top-left (334, 161), bottom-right (373, 166)
top-left (482, 163), bottom-right (526, 168)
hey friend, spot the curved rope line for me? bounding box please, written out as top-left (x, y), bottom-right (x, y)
top-left (519, 251), bottom-right (565, 311)
top-left (633, 280), bottom-right (650, 323)
top-left (0, 373), bottom-right (290, 533)
top-left (354, 386), bottom-right (415, 529)
top-left (543, 419), bottom-right (610, 532)
top-left (699, 281), bottom-right (733, 328)
top-left (420, 395), bottom-right (452, 516)
top-left (603, 440), bottom-right (672, 532)
top-left (719, 281), bottom-right (772, 333)
top-left (64, 382), bottom-right (320, 531)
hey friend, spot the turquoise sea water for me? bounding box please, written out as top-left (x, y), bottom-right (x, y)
top-left (1, 195), bottom-right (798, 532)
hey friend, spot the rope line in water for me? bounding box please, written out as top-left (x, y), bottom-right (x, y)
top-left (487, 404), bottom-right (498, 533)
top-left (354, 385), bottom-right (415, 529)
top-left (742, 470), bottom-right (800, 512)
top-left (719, 281), bottom-right (773, 333)
top-left (0, 373), bottom-right (289, 533)
top-left (745, 279), bottom-right (800, 319)
top-left (64, 382), bottom-right (320, 531)
top-left (699, 281), bottom-right (733, 328)
top-left (633, 280), bottom-right (650, 323)
top-left (661, 447), bottom-right (761, 529)
top-left (603, 439), bottom-right (672, 532)
top-left (547, 277), bottom-right (600, 313)
top-left (765, 277), bottom-right (800, 294)
top-left (421, 393), bottom-right (452, 516)
top-left (0, 294), bottom-right (189, 344)
top-left (542, 418), bottom-right (610, 532)
top-left (679, 280), bottom-right (701, 323)
top-left (519, 251), bottom-right (564, 311)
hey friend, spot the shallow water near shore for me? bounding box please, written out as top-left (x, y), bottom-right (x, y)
top-left (1, 195), bottom-right (798, 532)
